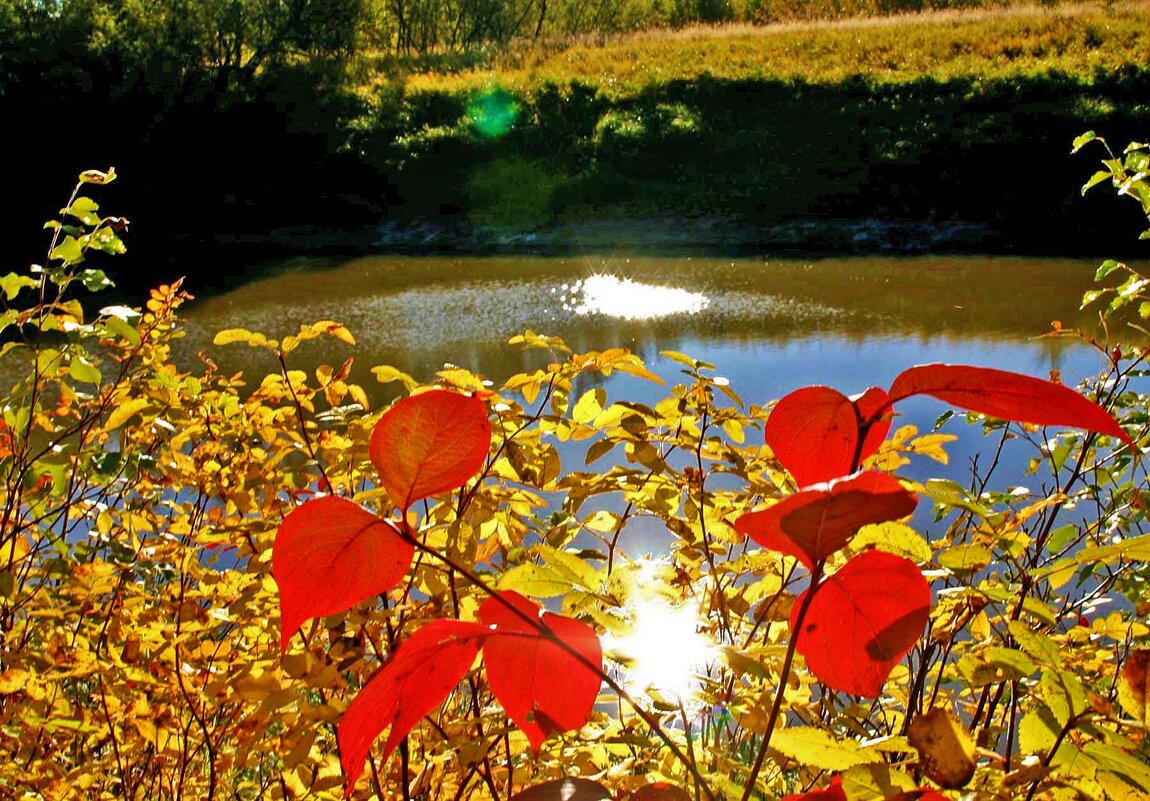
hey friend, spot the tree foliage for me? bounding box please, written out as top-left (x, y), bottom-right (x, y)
top-left (1, 154), bottom-right (1149, 800)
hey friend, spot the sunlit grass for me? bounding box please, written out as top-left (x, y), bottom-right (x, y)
top-left (389, 2), bottom-right (1150, 97)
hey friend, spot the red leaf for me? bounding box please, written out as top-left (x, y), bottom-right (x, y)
top-left (370, 389), bottom-right (492, 512)
top-left (622, 784), bottom-right (693, 801)
top-left (510, 778), bottom-right (613, 801)
top-left (273, 496), bottom-right (414, 652)
top-left (781, 776), bottom-right (847, 801)
top-left (479, 591), bottom-right (603, 751)
top-left (888, 363), bottom-right (1131, 445)
top-left (338, 619), bottom-right (487, 795)
top-left (765, 386), bottom-right (892, 486)
top-left (794, 551), bottom-right (930, 697)
top-left (735, 471), bottom-right (917, 570)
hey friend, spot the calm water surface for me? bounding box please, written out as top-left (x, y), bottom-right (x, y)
top-left (181, 253), bottom-right (1117, 551)
top-left (182, 253), bottom-right (1106, 398)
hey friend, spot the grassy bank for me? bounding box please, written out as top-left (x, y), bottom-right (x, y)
top-left (394, 2), bottom-right (1150, 94)
top-left (338, 4), bottom-right (1150, 256)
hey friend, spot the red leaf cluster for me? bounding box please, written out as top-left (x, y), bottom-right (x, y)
top-left (273, 389), bottom-right (491, 650)
top-left (339, 591), bottom-right (602, 794)
top-left (741, 362), bottom-right (1130, 697)
top-left (766, 363), bottom-right (1130, 487)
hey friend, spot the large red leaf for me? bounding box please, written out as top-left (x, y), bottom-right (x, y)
top-left (765, 386), bottom-right (892, 486)
top-left (793, 550), bottom-right (931, 697)
top-left (479, 591), bottom-right (603, 751)
top-left (370, 389), bottom-right (492, 512)
top-left (338, 619), bottom-right (487, 795)
top-left (888, 363), bottom-right (1132, 446)
top-left (510, 778), bottom-right (613, 801)
top-left (735, 471), bottom-right (917, 570)
top-left (273, 496), bottom-right (414, 652)
top-left (781, 776), bottom-right (847, 801)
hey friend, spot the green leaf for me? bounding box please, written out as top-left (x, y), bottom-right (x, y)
top-left (770, 727), bottom-right (880, 771)
top-left (1095, 259), bottom-right (1124, 281)
top-left (105, 316), bottom-right (140, 347)
top-left (1072, 131), bottom-right (1098, 153)
top-left (1042, 669), bottom-right (1087, 725)
top-left (1081, 289), bottom-right (1106, 308)
top-left (49, 236), bottom-right (84, 265)
top-left (88, 227), bottom-right (126, 255)
top-left (0, 273), bottom-right (38, 300)
top-left (957, 646), bottom-right (1037, 687)
top-left (1083, 742), bottom-right (1150, 790)
top-left (1018, 704), bottom-right (1061, 756)
top-left (80, 269), bottom-right (112, 292)
top-left (1076, 533), bottom-right (1150, 565)
top-left (68, 357), bottom-right (103, 386)
top-left (536, 544), bottom-right (600, 591)
top-left (1082, 170), bottom-right (1113, 196)
top-left (65, 196), bottom-right (100, 225)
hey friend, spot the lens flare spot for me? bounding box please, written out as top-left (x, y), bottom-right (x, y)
top-left (469, 89), bottom-right (518, 139)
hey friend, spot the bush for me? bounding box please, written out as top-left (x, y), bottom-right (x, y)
top-left (1, 155), bottom-right (1149, 800)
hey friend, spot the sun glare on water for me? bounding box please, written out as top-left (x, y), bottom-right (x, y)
top-left (604, 562), bottom-right (718, 705)
top-left (555, 274), bottom-right (709, 320)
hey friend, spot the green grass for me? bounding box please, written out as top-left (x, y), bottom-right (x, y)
top-left (387, 2), bottom-right (1150, 97)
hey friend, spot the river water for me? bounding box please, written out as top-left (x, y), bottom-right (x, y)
top-left (177, 252), bottom-right (1119, 540)
top-left (181, 252), bottom-right (1107, 402)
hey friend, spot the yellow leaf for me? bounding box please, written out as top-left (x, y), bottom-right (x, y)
top-left (213, 328), bottom-right (269, 347)
top-left (852, 521), bottom-right (931, 563)
top-left (908, 432), bottom-right (958, 464)
top-left (0, 668), bottom-right (29, 693)
top-left (771, 726), bottom-right (880, 771)
top-left (308, 320), bottom-right (356, 346)
top-left (907, 707), bottom-right (976, 789)
top-left (371, 364), bottom-right (418, 390)
top-left (103, 397), bottom-right (150, 432)
top-left (1118, 649), bottom-right (1150, 722)
top-left (572, 388), bottom-right (607, 424)
top-left (497, 564), bottom-right (571, 598)
top-left (0, 535), bottom-right (31, 566)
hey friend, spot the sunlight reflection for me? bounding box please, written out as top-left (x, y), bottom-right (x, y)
top-left (604, 559), bottom-right (718, 708)
top-left (556, 274), bottom-right (709, 320)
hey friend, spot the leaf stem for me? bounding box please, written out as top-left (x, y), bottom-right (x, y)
top-left (739, 561), bottom-right (824, 801)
